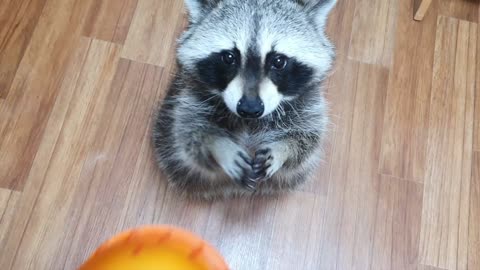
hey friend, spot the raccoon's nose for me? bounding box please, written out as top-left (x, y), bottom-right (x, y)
top-left (237, 96), bottom-right (264, 118)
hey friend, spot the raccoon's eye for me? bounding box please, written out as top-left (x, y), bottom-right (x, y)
top-left (272, 55), bottom-right (288, 70)
top-left (221, 51), bottom-right (236, 65)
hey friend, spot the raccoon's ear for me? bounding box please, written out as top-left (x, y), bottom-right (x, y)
top-left (184, 0), bottom-right (221, 23)
top-left (301, 0), bottom-right (337, 29)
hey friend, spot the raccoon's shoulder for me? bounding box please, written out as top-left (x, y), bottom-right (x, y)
top-left (267, 94), bottom-right (329, 134)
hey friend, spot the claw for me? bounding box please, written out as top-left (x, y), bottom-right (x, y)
top-left (249, 148), bottom-right (272, 183)
top-left (242, 172), bottom-right (259, 190)
top-left (243, 179), bottom-right (257, 191)
top-left (231, 148), bottom-right (274, 190)
top-left (238, 152), bottom-right (253, 165)
top-left (253, 163), bottom-right (264, 170)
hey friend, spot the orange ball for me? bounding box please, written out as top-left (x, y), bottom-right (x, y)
top-left (79, 226), bottom-right (229, 270)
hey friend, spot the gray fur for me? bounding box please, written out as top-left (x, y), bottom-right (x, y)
top-left (153, 0), bottom-right (336, 199)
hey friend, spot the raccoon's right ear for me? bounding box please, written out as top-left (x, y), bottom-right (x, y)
top-left (300, 0), bottom-right (337, 29)
top-left (184, 0), bottom-right (221, 23)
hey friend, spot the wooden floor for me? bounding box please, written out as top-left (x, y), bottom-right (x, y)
top-left (0, 0), bottom-right (479, 269)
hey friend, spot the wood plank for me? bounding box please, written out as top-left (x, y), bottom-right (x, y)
top-left (0, 189), bottom-right (21, 247)
top-left (348, 0), bottom-right (397, 66)
top-left (419, 0), bottom-right (479, 24)
top-left (115, 51), bottom-right (175, 232)
top-left (370, 177), bottom-right (423, 270)
top-left (318, 61), bottom-right (389, 269)
top-left (264, 192), bottom-right (320, 270)
top-left (301, 195), bottom-right (327, 269)
top-left (0, 189), bottom-right (11, 214)
top-left (163, 13), bottom-right (189, 72)
top-left (156, 190), bottom-right (213, 233)
top-left (122, 0), bottom-right (184, 67)
top-left (380, 0), bottom-right (438, 182)
top-left (418, 266), bottom-right (448, 270)
top-left (0, 0), bottom-right (94, 191)
top-left (0, 0), bottom-right (48, 98)
top-left (335, 63), bottom-right (388, 270)
top-left (82, 0), bottom-right (138, 44)
top-left (459, 19), bottom-right (478, 270)
top-left (204, 197), bottom-right (277, 270)
top-left (419, 16), bottom-right (476, 270)
top-left (438, 0), bottom-right (479, 23)
top-left (469, 152), bottom-right (480, 270)
top-left (0, 38), bottom-right (122, 270)
top-left (315, 59), bottom-right (360, 269)
top-left (476, 94), bottom-right (480, 151)
top-left (60, 59), bottom-right (166, 269)
top-left (475, 23), bottom-right (480, 152)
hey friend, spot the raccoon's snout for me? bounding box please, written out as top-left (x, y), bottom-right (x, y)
top-left (237, 96), bottom-right (264, 119)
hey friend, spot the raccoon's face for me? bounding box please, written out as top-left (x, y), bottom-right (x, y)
top-left (178, 0), bottom-right (336, 119)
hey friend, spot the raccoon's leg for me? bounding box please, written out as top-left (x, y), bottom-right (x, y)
top-left (254, 134), bottom-right (321, 180)
top-left (207, 137), bottom-right (259, 190)
top-left (252, 143), bottom-right (289, 180)
top-left (175, 119), bottom-right (261, 188)
top-left (156, 130), bottom-right (259, 193)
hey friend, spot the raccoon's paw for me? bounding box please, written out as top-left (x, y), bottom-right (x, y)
top-left (252, 148), bottom-right (272, 180)
top-left (229, 151), bottom-right (259, 190)
top-left (253, 145), bottom-right (288, 180)
top-left (211, 139), bottom-right (257, 190)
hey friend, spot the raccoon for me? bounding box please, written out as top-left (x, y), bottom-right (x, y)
top-left (153, 0), bottom-right (337, 199)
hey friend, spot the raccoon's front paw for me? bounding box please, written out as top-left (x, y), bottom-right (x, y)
top-left (252, 148), bottom-right (272, 180)
top-left (253, 146), bottom-right (287, 180)
top-left (211, 139), bottom-right (258, 190)
top-left (229, 151), bottom-right (259, 190)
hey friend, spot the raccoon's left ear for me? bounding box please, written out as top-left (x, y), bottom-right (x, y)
top-left (300, 0), bottom-right (337, 29)
top-left (184, 0), bottom-right (221, 23)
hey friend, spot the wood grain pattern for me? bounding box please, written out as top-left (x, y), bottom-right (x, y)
top-left (0, 38), bottom-right (94, 269)
top-left (0, 188), bottom-right (21, 247)
top-left (0, 189), bottom-right (11, 213)
top-left (469, 152), bottom-right (480, 270)
top-left (0, 0), bottom-right (479, 270)
top-left (419, 16), bottom-right (476, 270)
top-left (205, 197), bottom-right (277, 270)
top-left (317, 61), bottom-right (389, 270)
top-left (380, 0), bottom-right (438, 182)
top-left (349, 0), bottom-right (397, 66)
top-left (370, 177), bottom-right (423, 270)
top-left (0, 37), bottom-right (121, 270)
top-left (418, 266), bottom-right (448, 270)
top-left (122, 0), bottom-right (184, 66)
top-left (476, 98), bottom-right (480, 151)
top-left (301, 195), bottom-right (327, 269)
top-left (264, 192), bottom-right (319, 270)
top-left (438, 0), bottom-right (479, 23)
top-left (63, 59), bottom-right (165, 269)
top-left (0, 0), bottom-right (94, 191)
top-left (475, 26), bottom-right (480, 151)
top-left (334, 63), bottom-right (388, 270)
top-left (83, 0), bottom-right (138, 44)
top-left (0, 0), bottom-right (48, 98)
top-left (315, 59), bottom-right (361, 270)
